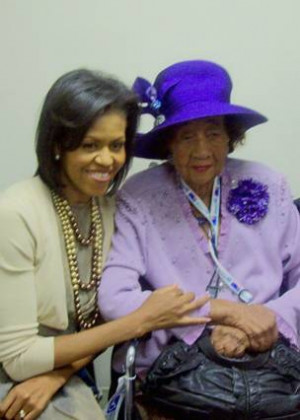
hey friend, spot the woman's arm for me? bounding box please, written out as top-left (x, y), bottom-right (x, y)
top-left (264, 180), bottom-right (300, 347)
top-left (54, 287), bottom-right (209, 367)
top-left (0, 203), bottom-right (56, 381)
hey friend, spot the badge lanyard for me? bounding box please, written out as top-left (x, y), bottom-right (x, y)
top-left (181, 177), bottom-right (253, 304)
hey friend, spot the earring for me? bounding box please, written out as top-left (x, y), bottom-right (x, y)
top-left (54, 154), bottom-right (60, 161)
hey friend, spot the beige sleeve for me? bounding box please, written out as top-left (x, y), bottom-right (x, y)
top-left (0, 203), bottom-right (54, 381)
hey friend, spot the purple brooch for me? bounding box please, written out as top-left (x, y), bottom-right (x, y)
top-left (227, 178), bottom-right (269, 225)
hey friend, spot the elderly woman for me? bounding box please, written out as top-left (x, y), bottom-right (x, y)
top-left (99, 60), bottom-right (300, 418)
top-left (0, 68), bottom-right (210, 420)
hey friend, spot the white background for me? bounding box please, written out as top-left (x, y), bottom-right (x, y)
top-left (1, 0), bottom-right (299, 393)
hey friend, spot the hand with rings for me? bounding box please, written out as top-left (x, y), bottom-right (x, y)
top-left (0, 372), bottom-right (66, 420)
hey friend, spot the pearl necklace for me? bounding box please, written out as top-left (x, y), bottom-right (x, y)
top-left (52, 191), bottom-right (103, 329)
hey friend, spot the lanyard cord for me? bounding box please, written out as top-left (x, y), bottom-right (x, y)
top-left (181, 177), bottom-right (253, 304)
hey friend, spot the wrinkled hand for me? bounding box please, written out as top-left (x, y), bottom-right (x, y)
top-left (0, 373), bottom-right (65, 420)
top-left (234, 304), bottom-right (278, 352)
top-left (138, 285), bottom-right (210, 333)
top-left (210, 325), bottom-right (250, 358)
top-left (210, 300), bottom-right (278, 352)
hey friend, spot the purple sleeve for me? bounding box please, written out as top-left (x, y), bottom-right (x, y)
top-left (98, 190), bottom-right (151, 319)
top-left (265, 177), bottom-right (300, 347)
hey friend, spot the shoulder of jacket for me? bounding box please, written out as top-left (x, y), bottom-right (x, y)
top-left (225, 158), bottom-right (283, 182)
top-left (0, 177), bottom-right (53, 229)
top-left (120, 162), bottom-right (174, 198)
top-left (0, 177), bottom-right (49, 205)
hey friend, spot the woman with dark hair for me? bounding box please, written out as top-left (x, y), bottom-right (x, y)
top-left (99, 60), bottom-right (300, 419)
top-left (0, 69), bottom-right (209, 420)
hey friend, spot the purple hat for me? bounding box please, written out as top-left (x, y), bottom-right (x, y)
top-left (132, 60), bottom-right (267, 159)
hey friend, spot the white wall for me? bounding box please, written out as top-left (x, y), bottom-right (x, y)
top-left (1, 0), bottom-right (300, 393)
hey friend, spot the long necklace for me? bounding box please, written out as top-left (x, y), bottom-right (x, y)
top-left (52, 191), bottom-right (103, 329)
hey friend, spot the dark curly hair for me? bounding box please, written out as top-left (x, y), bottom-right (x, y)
top-left (224, 116), bottom-right (246, 153)
top-left (35, 69), bottom-right (139, 194)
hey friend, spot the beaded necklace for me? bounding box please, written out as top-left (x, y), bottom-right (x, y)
top-left (52, 191), bottom-right (103, 329)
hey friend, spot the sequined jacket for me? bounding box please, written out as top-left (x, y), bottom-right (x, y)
top-left (99, 158), bottom-right (300, 373)
top-left (0, 176), bottom-right (114, 381)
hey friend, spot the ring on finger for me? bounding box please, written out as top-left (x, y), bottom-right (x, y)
top-left (19, 409), bottom-right (26, 419)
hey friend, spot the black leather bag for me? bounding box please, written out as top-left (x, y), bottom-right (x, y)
top-left (142, 332), bottom-right (300, 419)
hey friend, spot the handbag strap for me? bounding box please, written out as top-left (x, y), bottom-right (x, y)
top-left (197, 334), bottom-right (271, 369)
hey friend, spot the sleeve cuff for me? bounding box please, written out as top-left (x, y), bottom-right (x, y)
top-left (171, 299), bottom-right (211, 345)
top-left (3, 336), bottom-right (55, 381)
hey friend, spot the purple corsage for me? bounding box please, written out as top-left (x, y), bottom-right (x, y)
top-left (227, 178), bottom-right (269, 225)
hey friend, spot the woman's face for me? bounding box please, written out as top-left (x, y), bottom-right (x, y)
top-left (168, 116), bottom-right (229, 200)
top-left (60, 109), bottom-right (127, 204)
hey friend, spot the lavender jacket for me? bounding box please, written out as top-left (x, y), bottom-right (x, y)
top-left (98, 158), bottom-right (300, 373)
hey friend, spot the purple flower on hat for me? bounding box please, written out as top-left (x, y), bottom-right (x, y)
top-left (227, 178), bottom-right (269, 225)
top-left (132, 77), bottom-right (162, 116)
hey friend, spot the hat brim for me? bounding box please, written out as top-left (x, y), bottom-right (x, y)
top-left (134, 102), bottom-right (267, 159)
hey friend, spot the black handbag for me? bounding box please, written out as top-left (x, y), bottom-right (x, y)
top-left (142, 332), bottom-right (300, 419)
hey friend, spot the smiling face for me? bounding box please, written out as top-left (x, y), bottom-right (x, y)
top-left (59, 109), bottom-right (127, 204)
top-left (168, 117), bottom-right (229, 204)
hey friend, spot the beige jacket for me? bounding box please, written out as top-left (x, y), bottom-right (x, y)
top-left (0, 177), bottom-right (115, 381)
